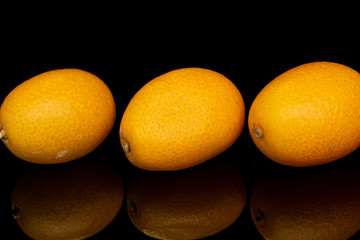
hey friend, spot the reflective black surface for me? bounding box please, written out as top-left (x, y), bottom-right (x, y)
top-left (3, 18), bottom-right (360, 239)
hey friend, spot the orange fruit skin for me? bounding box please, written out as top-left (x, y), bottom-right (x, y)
top-left (126, 163), bottom-right (247, 240)
top-left (250, 164), bottom-right (360, 240)
top-left (120, 68), bottom-right (245, 171)
top-left (248, 62), bottom-right (360, 167)
top-left (0, 69), bottom-right (116, 164)
top-left (11, 160), bottom-right (124, 240)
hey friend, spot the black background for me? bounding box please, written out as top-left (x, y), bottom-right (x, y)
top-left (2, 5), bottom-right (360, 239)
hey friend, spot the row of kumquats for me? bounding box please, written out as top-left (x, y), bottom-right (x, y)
top-left (1, 62), bottom-right (359, 169)
top-left (3, 62), bottom-right (360, 240)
